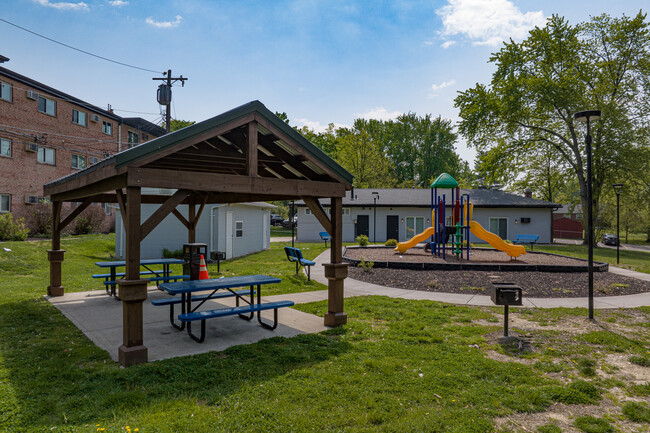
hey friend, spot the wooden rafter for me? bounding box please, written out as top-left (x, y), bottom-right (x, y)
top-left (140, 189), bottom-right (191, 241)
top-left (59, 197), bottom-right (93, 231)
top-left (303, 197), bottom-right (332, 234)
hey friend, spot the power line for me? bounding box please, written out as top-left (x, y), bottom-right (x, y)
top-left (0, 17), bottom-right (163, 74)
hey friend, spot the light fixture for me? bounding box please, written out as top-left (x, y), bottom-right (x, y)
top-left (401, 218), bottom-right (404, 223)
top-left (613, 183), bottom-right (623, 264)
top-left (514, 219), bottom-right (518, 224)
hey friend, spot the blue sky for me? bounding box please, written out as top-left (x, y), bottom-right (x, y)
top-left (1, 0), bottom-right (647, 166)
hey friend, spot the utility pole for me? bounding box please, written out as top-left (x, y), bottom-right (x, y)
top-left (153, 69), bottom-right (188, 133)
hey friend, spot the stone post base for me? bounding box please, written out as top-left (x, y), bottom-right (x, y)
top-left (47, 249), bottom-right (66, 297)
top-left (117, 279), bottom-right (149, 367)
top-left (118, 345), bottom-right (148, 367)
top-left (47, 286), bottom-right (64, 297)
top-left (323, 262), bottom-right (349, 327)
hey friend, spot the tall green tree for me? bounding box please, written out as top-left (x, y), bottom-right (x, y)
top-left (455, 12), bottom-right (650, 241)
top-left (167, 119), bottom-right (195, 132)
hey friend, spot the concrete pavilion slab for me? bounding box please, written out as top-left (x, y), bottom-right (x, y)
top-left (47, 287), bottom-right (328, 362)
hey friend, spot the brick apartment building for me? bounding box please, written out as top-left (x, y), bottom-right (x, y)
top-left (0, 61), bottom-right (165, 228)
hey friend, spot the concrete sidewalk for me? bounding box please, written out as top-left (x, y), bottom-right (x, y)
top-left (276, 250), bottom-right (650, 309)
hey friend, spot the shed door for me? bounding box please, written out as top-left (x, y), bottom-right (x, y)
top-left (356, 215), bottom-right (369, 237)
top-left (386, 215), bottom-right (399, 241)
top-left (263, 211), bottom-right (270, 249)
top-left (226, 211), bottom-right (234, 259)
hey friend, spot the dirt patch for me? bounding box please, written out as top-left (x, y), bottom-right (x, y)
top-left (347, 264), bottom-right (650, 298)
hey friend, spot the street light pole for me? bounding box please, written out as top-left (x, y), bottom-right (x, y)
top-left (613, 184), bottom-right (623, 264)
top-left (574, 110), bottom-right (601, 320)
top-left (372, 192), bottom-right (379, 244)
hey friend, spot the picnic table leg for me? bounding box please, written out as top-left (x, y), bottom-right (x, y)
top-left (256, 284), bottom-right (280, 330)
top-left (110, 267), bottom-right (117, 298)
top-left (169, 293), bottom-right (186, 330)
top-left (237, 285), bottom-right (254, 321)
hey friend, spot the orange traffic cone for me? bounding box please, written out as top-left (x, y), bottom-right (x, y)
top-left (198, 254), bottom-right (209, 280)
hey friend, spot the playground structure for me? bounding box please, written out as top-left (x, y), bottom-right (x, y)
top-left (394, 173), bottom-right (526, 259)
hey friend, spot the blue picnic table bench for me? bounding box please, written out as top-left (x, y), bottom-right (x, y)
top-left (94, 258), bottom-right (187, 297)
top-left (513, 234), bottom-right (539, 251)
top-left (319, 231), bottom-right (331, 247)
top-left (284, 246), bottom-right (316, 281)
top-left (157, 275), bottom-right (292, 343)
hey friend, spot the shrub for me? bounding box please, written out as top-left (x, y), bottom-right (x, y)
top-left (355, 235), bottom-right (369, 246)
top-left (71, 204), bottom-right (106, 235)
top-left (0, 213), bottom-right (29, 241)
top-left (573, 416), bottom-right (614, 433)
top-left (162, 248), bottom-right (184, 259)
top-left (385, 238), bottom-right (397, 246)
top-left (358, 257), bottom-right (374, 273)
top-left (622, 401), bottom-right (650, 423)
top-left (26, 202), bottom-right (52, 236)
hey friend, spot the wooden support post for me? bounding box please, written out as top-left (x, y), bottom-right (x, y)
top-left (323, 196), bottom-right (347, 327)
top-left (248, 121), bottom-right (258, 177)
top-left (47, 201), bottom-right (65, 297)
top-left (118, 186), bottom-right (148, 367)
top-left (188, 200), bottom-right (196, 243)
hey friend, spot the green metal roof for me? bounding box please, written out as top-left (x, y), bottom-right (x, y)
top-left (114, 100), bottom-right (353, 185)
top-left (431, 173), bottom-right (458, 188)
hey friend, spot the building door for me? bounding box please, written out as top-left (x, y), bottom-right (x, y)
top-left (386, 215), bottom-right (399, 241)
top-left (356, 215), bottom-right (369, 237)
top-left (263, 211), bottom-right (270, 249)
top-left (226, 211), bottom-right (234, 259)
top-left (489, 217), bottom-right (508, 239)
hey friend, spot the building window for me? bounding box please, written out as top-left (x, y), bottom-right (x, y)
top-left (102, 121), bottom-right (112, 135)
top-left (72, 109), bottom-right (87, 126)
top-left (0, 81), bottom-right (11, 102)
top-left (37, 146), bottom-right (55, 165)
top-left (127, 131), bottom-right (139, 147)
top-left (305, 208), bottom-right (311, 215)
top-left (405, 217), bottom-right (425, 239)
top-left (37, 96), bottom-right (56, 116)
top-left (89, 156), bottom-right (99, 165)
top-left (0, 138), bottom-right (11, 157)
top-left (235, 221), bottom-right (243, 238)
top-left (142, 133), bottom-right (148, 141)
top-left (0, 194), bottom-right (10, 212)
top-left (71, 154), bottom-right (86, 170)
top-left (489, 217), bottom-right (508, 240)
top-left (101, 202), bottom-right (112, 215)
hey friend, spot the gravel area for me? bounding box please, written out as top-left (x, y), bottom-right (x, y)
top-left (344, 247), bottom-right (650, 298)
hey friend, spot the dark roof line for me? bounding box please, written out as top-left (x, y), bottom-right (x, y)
top-left (0, 65), bottom-right (121, 121)
top-left (122, 117), bottom-right (166, 137)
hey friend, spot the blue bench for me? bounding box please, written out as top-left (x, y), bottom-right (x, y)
top-left (319, 231), bottom-right (331, 247)
top-left (513, 234), bottom-right (539, 251)
top-left (178, 300), bottom-right (295, 342)
top-left (152, 288), bottom-right (254, 329)
top-left (284, 247), bottom-right (316, 281)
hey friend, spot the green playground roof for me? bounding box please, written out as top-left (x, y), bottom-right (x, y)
top-left (431, 173), bottom-right (458, 188)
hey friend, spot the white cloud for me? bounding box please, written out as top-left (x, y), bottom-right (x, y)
top-left (146, 15), bottom-right (183, 29)
top-left (440, 40), bottom-right (456, 49)
top-left (108, 0), bottom-right (128, 6)
top-left (430, 80), bottom-right (456, 92)
top-left (294, 118), bottom-right (348, 133)
top-left (34, 0), bottom-right (89, 11)
top-left (437, 0), bottom-right (546, 47)
top-left (354, 107), bottom-right (401, 121)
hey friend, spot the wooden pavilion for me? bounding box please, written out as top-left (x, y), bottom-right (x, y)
top-left (43, 101), bottom-right (353, 367)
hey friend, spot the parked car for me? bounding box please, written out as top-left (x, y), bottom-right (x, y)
top-left (602, 233), bottom-right (620, 246)
top-left (270, 214), bottom-right (284, 225)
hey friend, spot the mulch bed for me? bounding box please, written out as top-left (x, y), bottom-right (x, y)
top-left (344, 247), bottom-right (650, 298)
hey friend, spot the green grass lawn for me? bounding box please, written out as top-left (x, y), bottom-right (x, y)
top-left (535, 244), bottom-right (650, 274)
top-left (270, 226), bottom-right (293, 237)
top-left (1, 234), bottom-right (649, 432)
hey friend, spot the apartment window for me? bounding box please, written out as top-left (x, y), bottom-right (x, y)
top-left (0, 81), bottom-right (11, 102)
top-left (71, 154), bottom-right (86, 170)
top-left (37, 146), bottom-right (55, 165)
top-left (235, 221), bottom-right (243, 238)
top-left (142, 133), bottom-right (149, 141)
top-left (489, 217), bottom-right (508, 240)
top-left (405, 217), bottom-right (425, 239)
top-left (89, 156), bottom-right (99, 165)
top-left (0, 138), bottom-right (11, 157)
top-left (127, 131), bottom-right (139, 147)
top-left (324, 207), bottom-right (350, 215)
top-left (102, 121), bottom-right (112, 135)
top-left (0, 194), bottom-right (10, 212)
top-left (101, 202), bottom-right (112, 215)
top-left (38, 96), bottom-right (56, 116)
top-left (72, 109), bottom-right (87, 127)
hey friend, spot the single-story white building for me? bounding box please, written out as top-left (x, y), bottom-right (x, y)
top-left (297, 188), bottom-right (559, 244)
top-left (115, 188), bottom-right (275, 259)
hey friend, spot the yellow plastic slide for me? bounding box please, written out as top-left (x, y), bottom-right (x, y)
top-left (469, 221), bottom-right (526, 258)
top-left (394, 227), bottom-right (437, 253)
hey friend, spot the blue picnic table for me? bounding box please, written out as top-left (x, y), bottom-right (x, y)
top-left (156, 275), bottom-right (293, 342)
top-left (94, 258), bottom-right (186, 297)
